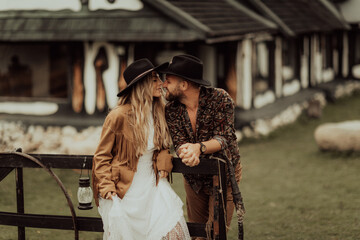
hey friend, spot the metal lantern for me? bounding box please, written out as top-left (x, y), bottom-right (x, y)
top-left (77, 158), bottom-right (93, 210)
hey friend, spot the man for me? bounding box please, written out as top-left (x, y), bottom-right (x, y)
top-left (160, 54), bottom-right (242, 236)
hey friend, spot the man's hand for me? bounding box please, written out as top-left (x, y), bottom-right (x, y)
top-left (178, 143), bottom-right (201, 167)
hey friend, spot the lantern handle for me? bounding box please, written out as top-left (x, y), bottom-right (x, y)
top-left (79, 157), bottom-right (90, 179)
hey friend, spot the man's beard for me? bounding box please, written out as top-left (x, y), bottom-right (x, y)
top-left (165, 86), bottom-right (183, 102)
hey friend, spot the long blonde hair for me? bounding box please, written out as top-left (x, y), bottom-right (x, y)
top-left (118, 72), bottom-right (171, 157)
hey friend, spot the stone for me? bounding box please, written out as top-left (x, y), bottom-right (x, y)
top-left (282, 79), bottom-right (300, 97)
top-left (235, 130), bottom-right (243, 142)
top-left (254, 119), bottom-right (271, 136)
top-left (62, 126), bottom-right (78, 136)
top-left (314, 121), bottom-right (360, 151)
top-left (61, 126), bottom-right (101, 155)
top-left (322, 68), bottom-right (334, 83)
top-left (0, 120), bottom-right (102, 154)
top-left (307, 99), bottom-right (322, 118)
top-left (271, 116), bottom-right (282, 129)
top-left (352, 64), bottom-right (360, 79)
top-left (254, 90), bottom-right (275, 109)
top-left (242, 126), bottom-right (254, 138)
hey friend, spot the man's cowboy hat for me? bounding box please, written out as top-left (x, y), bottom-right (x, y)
top-left (117, 58), bottom-right (162, 97)
top-left (158, 54), bottom-right (211, 86)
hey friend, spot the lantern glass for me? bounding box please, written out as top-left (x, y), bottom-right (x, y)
top-left (77, 177), bottom-right (93, 210)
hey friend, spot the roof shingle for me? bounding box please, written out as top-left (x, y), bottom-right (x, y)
top-left (163, 0), bottom-right (277, 37)
top-left (250, 0), bottom-right (348, 36)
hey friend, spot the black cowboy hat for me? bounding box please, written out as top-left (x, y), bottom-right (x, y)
top-left (117, 58), bottom-right (162, 97)
top-left (158, 54), bottom-right (211, 86)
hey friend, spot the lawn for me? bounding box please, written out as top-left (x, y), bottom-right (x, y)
top-left (1, 92), bottom-right (360, 239)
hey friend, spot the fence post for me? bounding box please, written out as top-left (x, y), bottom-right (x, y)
top-left (213, 160), bottom-right (227, 240)
top-left (218, 160), bottom-right (227, 240)
top-left (15, 148), bottom-right (25, 240)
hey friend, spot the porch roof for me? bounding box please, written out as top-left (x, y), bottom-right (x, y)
top-left (0, 4), bottom-right (203, 42)
top-left (145, 0), bottom-right (277, 43)
top-left (0, 0), bottom-right (278, 43)
top-left (245, 0), bottom-right (349, 36)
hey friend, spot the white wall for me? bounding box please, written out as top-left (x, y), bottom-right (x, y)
top-left (0, 0), bottom-right (81, 11)
top-left (89, 0), bottom-right (142, 11)
top-left (0, 0), bottom-right (143, 11)
top-left (301, 37), bottom-right (310, 89)
top-left (83, 42), bottom-right (120, 115)
top-left (236, 39), bottom-right (252, 110)
top-left (275, 37), bottom-right (282, 97)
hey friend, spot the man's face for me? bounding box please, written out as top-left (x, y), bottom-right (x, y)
top-left (162, 74), bottom-right (184, 101)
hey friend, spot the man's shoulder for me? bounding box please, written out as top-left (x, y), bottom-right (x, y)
top-left (214, 87), bottom-right (231, 98)
top-left (203, 87), bottom-right (233, 102)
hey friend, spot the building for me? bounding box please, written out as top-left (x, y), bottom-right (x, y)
top-left (0, 0), bottom-right (358, 134)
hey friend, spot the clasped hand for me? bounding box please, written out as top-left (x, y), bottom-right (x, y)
top-left (178, 143), bottom-right (200, 167)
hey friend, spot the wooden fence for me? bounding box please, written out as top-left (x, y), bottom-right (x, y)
top-left (0, 150), bottom-right (228, 239)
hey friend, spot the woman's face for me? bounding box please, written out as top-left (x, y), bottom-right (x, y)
top-left (152, 71), bottom-right (163, 98)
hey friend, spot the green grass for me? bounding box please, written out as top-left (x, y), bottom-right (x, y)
top-left (228, 92), bottom-right (360, 240)
top-left (1, 92), bottom-right (360, 239)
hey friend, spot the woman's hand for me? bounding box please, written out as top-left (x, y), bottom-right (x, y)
top-left (159, 170), bottom-right (168, 178)
top-left (105, 191), bottom-right (116, 200)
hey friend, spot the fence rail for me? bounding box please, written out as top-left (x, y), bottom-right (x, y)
top-left (0, 152), bottom-right (227, 239)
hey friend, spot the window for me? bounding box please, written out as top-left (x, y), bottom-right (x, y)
top-left (322, 34), bottom-right (334, 69)
top-left (0, 43), bottom-right (70, 99)
top-left (253, 40), bottom-right (274, 94)
top-left (356, 32), bottom-right (360, 64)
top-left (282, 38), bottom-right (300, 83)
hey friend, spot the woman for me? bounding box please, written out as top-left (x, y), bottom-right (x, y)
top-left (92, 58), bottom-right (190, 240)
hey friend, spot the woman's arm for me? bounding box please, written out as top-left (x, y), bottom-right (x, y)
top-left (93, 115), bottom-right (117, 199)
top-left (156, 149), bottom-right (173, 179)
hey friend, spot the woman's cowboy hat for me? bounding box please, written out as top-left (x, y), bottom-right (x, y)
top-left (158, 54), bottom-right (211, 86)
top-left (117, 58), bottom-right (163, 97)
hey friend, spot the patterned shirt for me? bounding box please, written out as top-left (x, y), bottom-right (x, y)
top-left (165, 87), bottom-right (241, 193)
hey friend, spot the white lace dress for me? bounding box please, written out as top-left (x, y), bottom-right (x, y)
top-left (98, 115), bottom-right (190, 240)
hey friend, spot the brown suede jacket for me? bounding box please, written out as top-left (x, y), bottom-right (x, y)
top-left (92, 104), bottom-right (173, 206)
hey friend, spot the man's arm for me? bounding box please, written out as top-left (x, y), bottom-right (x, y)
top-left (212, 90), bottom-right (237, 151)
top-left (180, 90), bottom-right (236, 167)
top-left (165, 104), bottom-right (188, 154)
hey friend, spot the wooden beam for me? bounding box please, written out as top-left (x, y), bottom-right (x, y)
top-left (318, 0), bottom-right (350, 30)
top-left (0, 212), bottom-right (103, 232)
top-left (0, 153), bottom-right (220, 175)
top-left (251, 0), bottom-right (295, 37)
top-left (0, 168), bottom-right (13, 182)
top-left (226, 0), bottom-right (278, 30)
top-left (0, 212), bottom-right (211, 237)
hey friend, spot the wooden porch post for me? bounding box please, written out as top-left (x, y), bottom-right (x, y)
top-left (342, 32), bottom-right (349, 78)
top-left (275, 36), bottom-right (282, 97)
top-left (15, 148), bottom-right (25, 240)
